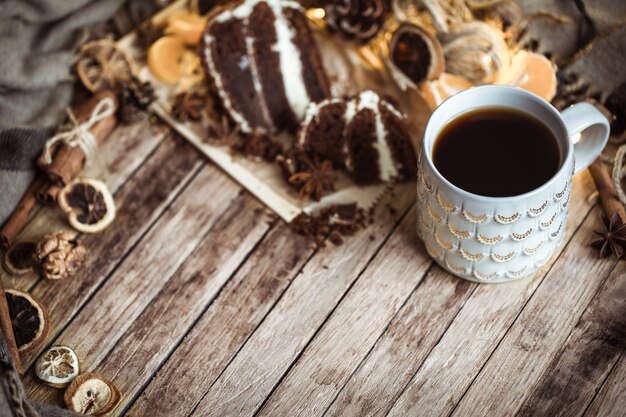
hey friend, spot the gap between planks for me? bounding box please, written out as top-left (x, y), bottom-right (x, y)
top-left (24, 157), bottom-right (246, 401)
top-left (515, 259), bottom-right (626, 417)
top-left (125, 183), bottom-right (416, 417)
top-left (256, 173), bottom-right (597, 417)
top-left (20, 135), bottom-right (206, 371)
top-left (2, 119), bottom-right (171, 295)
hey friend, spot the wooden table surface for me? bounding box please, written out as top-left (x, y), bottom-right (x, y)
top-left (4, 116), bottom-right (625, 417)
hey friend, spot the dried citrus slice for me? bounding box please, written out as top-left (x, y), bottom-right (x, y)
top-left (36, 345), bottom-right (80, 388)
top-left (165, 11), bottom-right (208, 46)
top-left (497, 50), bottom-right (557, 101)
top-left (388, 22), bottom-right (444, 88)
top-left (147, 35), bottom-right (187, 84)
top-left (64, 373), bottom-right (121, 416)
top-left (5, 289), bottom-right (49, 354)
top-left (419, 73), bottom-right (474, 109)
top-left (58, 179), bottom-right (116, 234)
top-left (76, 40), bottom-right (136, 93)
top-left (3, 241), bottom-right (38, 276)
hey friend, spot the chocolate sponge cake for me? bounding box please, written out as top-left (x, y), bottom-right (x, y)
top-left (297, 91), bottom-right (417, 184)
top-left (201, 0), bottom-right (331, 135)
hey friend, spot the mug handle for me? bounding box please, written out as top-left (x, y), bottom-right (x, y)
top-left (561, 102), bottom-right (610, 174)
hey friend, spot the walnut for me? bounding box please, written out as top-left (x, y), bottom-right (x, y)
top-left (35, 232), bottom-right (86, 280)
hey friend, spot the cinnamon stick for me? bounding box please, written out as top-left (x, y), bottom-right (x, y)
top-left (588, 157), bottom-right (626, 222)
top-left (0, 175), bottom-right (48, 249)
top-left (0, 271), bottom-right (23, 374)
top-left (43, 90), bottom-right (119, 187)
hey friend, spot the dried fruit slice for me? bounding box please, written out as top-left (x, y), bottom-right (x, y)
top-left (64, 373), bottom-right (121, 416)
top-left (439, 21), bottom-right (510, 84)
top-left (36, 345), bottom-right (80, 388)
top-left (388, 23), bottom-right (444, 88)
top-left (419, 72), bottom-right (474, 109)
top-left (497, 51), bottom-right (557, 102)
top-left (165, 11), bottom-right (208, 46)
top-left (76, 40), bottom-right (136, 93)
top-left (5, 289), bottom-right (49, 354)
top-left (58, 179), bottom-right (116, 234)
top-left (147, 35), bottom-right (187, 84)
top-left (3, 241), bottom-right (38, 276)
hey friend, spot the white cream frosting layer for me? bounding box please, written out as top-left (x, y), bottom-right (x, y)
top-left (355, 91), bottom-right (398, 181)
top-left (298, 91), bottom-right (404, 181)
top-left (206, 0), bottom-right (310, 133)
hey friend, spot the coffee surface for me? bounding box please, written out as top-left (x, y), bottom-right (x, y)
top-left (433, 107), bottom-right (561, 197)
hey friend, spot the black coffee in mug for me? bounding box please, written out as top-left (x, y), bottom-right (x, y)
top-left (433, 107), bottom-right (561, 197)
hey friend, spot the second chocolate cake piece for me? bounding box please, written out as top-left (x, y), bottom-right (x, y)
top-left (297, 90), bottom-right (417, 185)
top-left (200, 0), bottom-right (331, 135)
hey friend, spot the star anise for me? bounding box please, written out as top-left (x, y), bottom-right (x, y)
top-left (171, 92), bottom-right (206, 123)
top-left (206, 115), bottom-right (242, 147)
top-left (288, 157), bottom-right (337, 201)
top-left (591, 213), bottom-right (626, 258)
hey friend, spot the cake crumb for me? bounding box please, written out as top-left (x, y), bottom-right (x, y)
top-left (290, 203), bottom-right (366, 246)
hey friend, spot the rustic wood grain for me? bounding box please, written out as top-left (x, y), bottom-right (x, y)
top-left (448, 214), bottom-right (619, 416)
top-left (125, 222), bottom-right (314, 417)
top-left (325, 171), bottom-right (594, 417)
top-left (1, 119), bottom-right (170, 291)
top-left (94, 193), bottom-right (274, 413)
top-left (324, 266), bottom-right (475, 417)
top-left (515, 260), bottom-right (626, 417)
top-left (18, 135), bottom-right (203, 369)
top-left (22, 162), bottom-right (243, 393)
top-left (187, 185), bottom-right (414, 417)
top-left (386, 173), bottom-right (604, 417)
top-left (584, 354), bottom-right (626, 417)
top-left (256, 207), bottom-right (433, 416)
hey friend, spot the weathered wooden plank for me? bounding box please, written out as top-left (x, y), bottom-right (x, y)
top-left (19, 135), bottom-right (203, 369)
top-left (386, 173), bottom-right (607, 417)
top-left (256, 207), bottom-right (433, 416)
top-left (125, 223), bottom-right (313, 417)
top-left (326, 171), bottom-right (594, 417)
top-left (187, 185), bottom-right (414, 417)
top-left (22, 161), bottom-right (241, 388)
top-left (324, 267), bottom-right (475, 417)
top-left (2, 119), bottom-right (170, 291)
top-left (448, 208), bottom-right (618, 416)
top-left (584, 355), bottom-right (626, 417)
top-left (515, 260), bottom-right (626, 417)
top-left (96, 193), bottom-right (274, 413)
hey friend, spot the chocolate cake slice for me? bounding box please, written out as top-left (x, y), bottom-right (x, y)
top-left (201, 0), bottom-right (331, 135)
top-left (297, 91), bottom-right (417, 185)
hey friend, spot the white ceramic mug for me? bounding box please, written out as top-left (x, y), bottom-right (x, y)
top-left (416, 85), bottom-right (610, 283)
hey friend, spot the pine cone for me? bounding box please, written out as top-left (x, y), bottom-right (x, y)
top-left (119, 76), bottom-right (157, 123)
top-left (324, 0), bottom-right (387, 45)
top-left (34, 232), bottom-right (86, 280)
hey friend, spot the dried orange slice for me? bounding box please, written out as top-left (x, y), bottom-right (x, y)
top-left (165, 11), bottom-right (208, 46)
top-left (3, 241), bottom-right (38, 276)
top-left (5, 289), bottom-right (49, 354)
top-left (64, 373), bottom-right (120, 416)
top-left (419, 73), bottom-right (474, 109)
top-left (497, 51), bottom-right (557, 101)
top-left (147, 35), bottom-right (187, 84)
top-left (36, 345), bottom-right (80, 388)
top-left (58, 179), bottom-right (116, 234)
top-left (76, 40), bottom-right (135, 93)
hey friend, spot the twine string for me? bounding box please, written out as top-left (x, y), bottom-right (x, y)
top-left (40, 97), bottom-right (116, 166)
